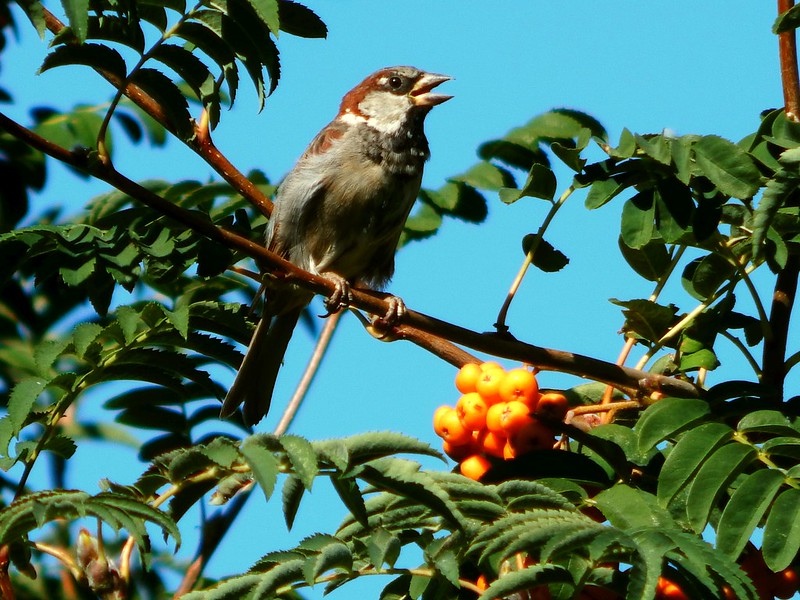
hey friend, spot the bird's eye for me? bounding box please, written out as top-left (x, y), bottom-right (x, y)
top-left (388, 76), bottom-right (403, 89)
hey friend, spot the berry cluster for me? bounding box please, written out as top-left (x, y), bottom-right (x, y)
top-left (433, 362), bottom-right (568, 481)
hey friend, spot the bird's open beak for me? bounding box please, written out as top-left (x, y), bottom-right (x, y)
top-left (410, 72), bottom-right (453, 107)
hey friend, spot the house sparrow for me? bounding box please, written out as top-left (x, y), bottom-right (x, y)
top-left (220, 66), bottom-right (452, 425)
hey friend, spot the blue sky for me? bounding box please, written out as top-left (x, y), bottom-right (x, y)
top-left (1, 1), bottom-right (791, 597)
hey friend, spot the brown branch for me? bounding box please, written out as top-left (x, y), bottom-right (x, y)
top-left (762, 254), bottom-right (800, 396)
top-left (41, 7), bottom-right (273, 217)
top-left (0, 110), bottom-right (703, 402)
top-left (779, 0), bottom-right (800, 120)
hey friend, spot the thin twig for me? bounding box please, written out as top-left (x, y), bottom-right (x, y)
top-left (495, 186), bottom-right (574, 332)
top-left (274, 311), bottom-right (342, 436)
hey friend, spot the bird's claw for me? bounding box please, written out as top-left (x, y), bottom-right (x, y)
top-left (372, 295), bottom-right (406, 331)
top-left (320, 273), bottom-right (352, 317)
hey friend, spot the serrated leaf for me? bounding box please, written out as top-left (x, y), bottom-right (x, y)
top-left (716, 469), bottom-right (785, 559)
top-left (480, 564), bottom-right (569, 600)
top-left (60, 0), bottom-right (89, 42)
top-left (72, 322), bottom-right (103, 357)
top-left (330, 475), bottom-right (367, 527)
top-left (738, 410), bottom-right (799, 435)
top-left (40, 44), bottom-right (127, 81)
top-left (277, 0), bottom-right (327, 38)
top-left (8, 377), bottom-right (48, 434)
top-left (281, 475), bottom-right (304, 530)
top-left (693, 135), bottom-right (761, 199)
top-left (595, 485), bottom-right (674, 529)
top-left (686, 442), bottom-right (757, 532)
top-left (763, 487), bottom-right (800, 571)
top-left (657, 422), bottom-right (733, 506)
top-left (636, 397), bottom-right (710, 452)
top-left (281, 435), bottom-right (318, 490)
top-left (130, 68), bottom-right (193, 139)
top-left (367, 527), bottom-right (401, 569)
top-left (241, 438), bottom-right (279, 501)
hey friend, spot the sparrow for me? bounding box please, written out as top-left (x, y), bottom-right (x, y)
top-left (220, 66), bottom-right (452, 425)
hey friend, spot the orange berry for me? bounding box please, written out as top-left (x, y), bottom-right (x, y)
top-left (535, 392), bottom-right (569, 421)
top-left (476, 368), bottom-right (506, 405)
top-left (507, 419), bottom-right (555, 456)
top-left (456, 393), bottom-right (489, 431)
top-left (459, 454), bottom-right (491, 481)
top-left (476, 574), bottom-right (489, 591)
top-left (442, 440), bottom-right (474, 461)
top-left (656, 577), bottom-right (688, 600)
top-left (499, 400), bottom-right (535, 436)
top-left (434, 408), bottom-right (472, 446)
top-left (720, 585), bottom-right (737, 600)
top-left (480, 361), bottom-right (504, 372)
top-left (486, 402), bottom-right (507, 434)
top-left (455, 363), bottom-right (482, 394)
top-left (774, 567), bottom-right (800, 599)
top-left (433, 405), bottom-right (453, 431)
top-left (498, 368), bottom-right (539, 407)
top-left (477, 429), bottom-right (507, 458)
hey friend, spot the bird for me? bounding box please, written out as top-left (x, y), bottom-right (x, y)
top-left (219, 66), bottom-right (453, 425)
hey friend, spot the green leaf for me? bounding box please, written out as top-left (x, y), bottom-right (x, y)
top-left (774, 4), bottom-right (800, 33)
top-left (620, 191), bottom-right (655, 249)
top-left (130, 68), bottom-right (193, 139)
top-left (686, 442), bottom-right (757, 532)
top-left (595, 485), bottom-right (675, 529)
top-left (585, 177), bottom-right (628, 209)
top-left (243, 0), bottom-right (279, 35)
top-left (500, 164), bottom-right (556, 203)
top-left (716, 469), bottom-right (785, 559)
top-left (693, 135), bottom-right (761, 199)
top-left (481, 564), bottom-right (570, 600)
top-left (681, 254), bottom-right (735, 301)
top-left (8, 377), bottom-right (49, 434)
top-left (330, 475), bottom-right (368, 527)
top-left (240, 438), bottom-right (279, 502)
top-left (277, 0), bottom-right (327, 38)
top-left (617, 237), bottom-right (671, 282)
top-left (150, 45), bottom-right (217, 104)
top-left (610, 298), bottom-right (678, 344)
top-left (452, 161), bottom-right (515, 191)
top-left (522, 236), bottom-right (569, 272)
top-left (60, 0), bottom-right (89, 42)
top-left (738, 410), bottom-right (799, 435)
top-left (281, 435), bottom-right (318, 490)
top-left (367, 527), bottom-right (401, 569)
top-left (763, 488), bottom-right (800, 571)
top-left (635, 134), bottom-right (670, 165)
top-left (281, 475), bottom-right (304, 530)
top-left (636, 397), bottom-right (710, 452)
top-left (753, 172), bottom-right (795, 261)
top-left (40, 44), bottom-right (127, 81)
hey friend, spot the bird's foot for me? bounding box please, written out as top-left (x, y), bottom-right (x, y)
top-left (320, 273), bottom-right (352, 317)
top-left (372, 295), bottom-right (406, 331)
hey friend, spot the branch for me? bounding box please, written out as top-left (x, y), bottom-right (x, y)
top-left (40, 8), bottom-right (273, 217)
top-left (762, 253), bottom-right (800, 395)
top-left (0, 110), bottom-right (703, 401)
top-left (779, 0), bottom-right (800, 120)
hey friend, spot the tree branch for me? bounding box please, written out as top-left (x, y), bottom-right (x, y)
top-left (0, 110), bottom-right (702, 401)
top-left (40, 7), bottom-right (273, 217)
top-left (762, 254), bottom-right (800, 396)
top-left (779, 0), bottom-right (800, 120)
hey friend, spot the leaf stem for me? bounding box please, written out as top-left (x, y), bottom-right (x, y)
top-left (495, 186), bottom-right (574, 333)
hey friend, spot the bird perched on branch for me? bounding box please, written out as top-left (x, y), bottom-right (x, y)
top-left (220, 66), bottom-right (453, 425)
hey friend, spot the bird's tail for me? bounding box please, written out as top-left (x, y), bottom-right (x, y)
top-left (220, 306), bottom-right (302, 425)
